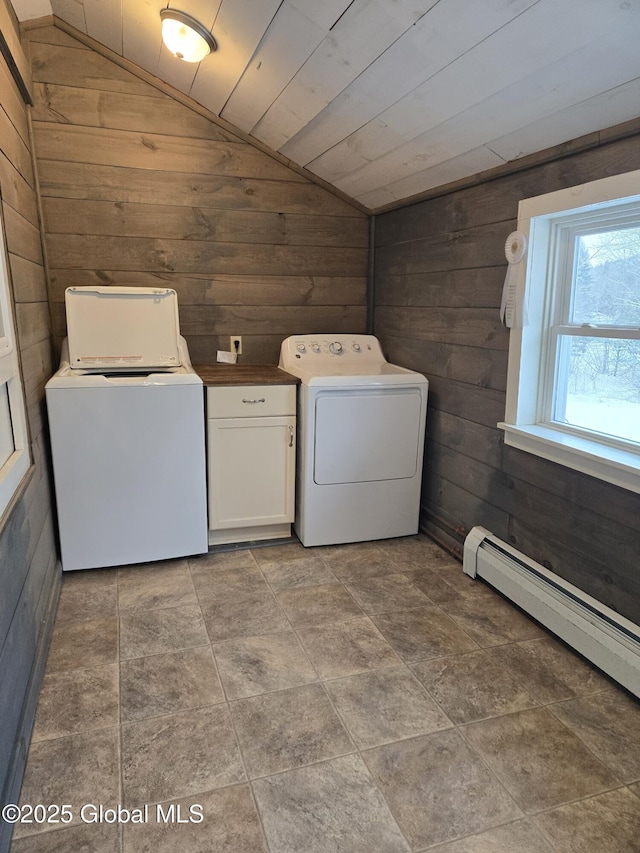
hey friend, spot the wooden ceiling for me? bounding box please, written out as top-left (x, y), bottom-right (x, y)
top-left (11, 0), bottom-right (640, 212)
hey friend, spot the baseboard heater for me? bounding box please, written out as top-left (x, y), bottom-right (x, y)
top-left (463, 527), bottom-right (640, 698)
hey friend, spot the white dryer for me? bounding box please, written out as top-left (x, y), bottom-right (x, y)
top-left (279, 334), bottom-right (428, 547)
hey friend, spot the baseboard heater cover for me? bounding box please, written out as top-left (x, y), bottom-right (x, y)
top-left (463, 527), bottom-right (640, 698)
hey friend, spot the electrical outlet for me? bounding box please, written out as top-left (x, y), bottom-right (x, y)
top-left (230, 336), bottom-right (242, 355)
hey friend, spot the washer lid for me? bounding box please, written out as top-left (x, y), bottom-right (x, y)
top-left (65, 286), bottom-right (181, 370)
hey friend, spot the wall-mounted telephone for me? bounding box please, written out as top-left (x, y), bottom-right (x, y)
top-left (500, 231), bottom-right (528, 328)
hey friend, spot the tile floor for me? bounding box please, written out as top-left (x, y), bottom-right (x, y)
top-left (9, 535), bottom-right (640, 852)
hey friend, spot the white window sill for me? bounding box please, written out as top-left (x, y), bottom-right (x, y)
top-left (498, 422), bottom-right (640, 494)
top-left (0, 448), bottom-right (30, 521)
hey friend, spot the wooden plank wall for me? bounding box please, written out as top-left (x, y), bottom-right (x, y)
top-left (0, 4), bottom-right (59, 849)
top-left (24, 24), bottom-right (369, 365)
top-left (374, 132), bottom-right (640, 626)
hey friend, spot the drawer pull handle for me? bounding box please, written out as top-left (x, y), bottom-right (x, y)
top-left (288, 425), bottom-right (294, 447)
top-left (242, 397), bottom-right (266, 404)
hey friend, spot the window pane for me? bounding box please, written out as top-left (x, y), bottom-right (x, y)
top-left (572, 227), bottom-right (640, 326)
top-left (554, 335), bottom-right (640, 444)
top-left (0, 382), bottom-right (14, 469)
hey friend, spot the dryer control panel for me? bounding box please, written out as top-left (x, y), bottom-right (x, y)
top-left (281, 334), bottom-right (384, 366)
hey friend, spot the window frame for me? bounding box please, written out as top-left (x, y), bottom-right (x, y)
top-left (0, 199), bottom-right (30, 521)
top-left (499, 169), bottom-right (640, 495)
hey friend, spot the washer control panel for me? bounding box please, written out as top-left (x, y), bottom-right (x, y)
top-left (280, 334), bottom-right (385, 367)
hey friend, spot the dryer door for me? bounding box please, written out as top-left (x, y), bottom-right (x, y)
top-left (314, 387), bottom-right (422, 485)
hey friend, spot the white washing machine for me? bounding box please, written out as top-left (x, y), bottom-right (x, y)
top-left (279, 334), bottom-right (428, 547)
top-left (46, 287), bottom-right (208, 571)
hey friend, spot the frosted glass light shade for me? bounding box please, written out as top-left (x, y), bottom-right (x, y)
top-left (160, 9), bottom-right (217, 63)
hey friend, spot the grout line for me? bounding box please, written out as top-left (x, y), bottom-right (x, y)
top-left (204, 606), bottom-right (274, 853)
top-left (541, 701), bottom-right (629, 787)
top-left (117, 642), bottom-right (212, 665)
top-left (455, 713), bottom-right (627, 820)
top-left (528, 780), bottom-right (633, 817)
top-left (413, 815), bottom-right (561, 853)
top-left (452, 720), bottom-right (527, 823)
top-left (245, 748), bottom-right (363, 785)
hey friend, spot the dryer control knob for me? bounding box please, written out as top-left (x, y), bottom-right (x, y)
top-left (352, 343), bottom-right (361, 352)
top-left (329, 341), bottom-right (343, 354)
top-left (296, 343), bottom-right (306, 353)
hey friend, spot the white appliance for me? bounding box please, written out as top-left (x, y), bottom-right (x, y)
top-left (46, 287), bottom-right (208, 571)
top-left (464, 527), bottom-right (640, 698)
top-left (279, 334), bottom-right (428, 547)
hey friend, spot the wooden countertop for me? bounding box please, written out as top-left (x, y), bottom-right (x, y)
top-left (193, 364), bottom-right (299, 386)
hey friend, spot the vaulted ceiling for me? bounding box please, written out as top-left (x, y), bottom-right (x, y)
top-left (11, 0), bottom-right (640, 211)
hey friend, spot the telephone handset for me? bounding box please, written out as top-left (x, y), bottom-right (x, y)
top-left (500, 231), bottom-right (528, 328)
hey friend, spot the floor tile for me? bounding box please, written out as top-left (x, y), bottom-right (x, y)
top-left (17, 536), bottom-right (639, 853)
top-left (54, 569), bottom-right (117, 624)
top-left (296, 616), bottom-right (401, 679)
top-left (121, 705), bottom-right (244, 807)
top-left (425, 818), bottom-right (555, 852)
top-left (189, 549), bottom-right (257, 572)
top-left (549, 688), bottom-right (640, 782)
top-left (533, 787), bottom-right (640, 853)
top-left (14, 728), bottom-right (120, 837)
top-left (276, 583), bottom-right (362, 627)
top-left (119, 604), bottom-right (208, 660)
top-left (489, 636), bottom-right (609, 703)
top-left (411, 649), bottom-right (537, 724)
top-left (251, 542), bottom-right (308, 566)
top-left (320, 543), bottom-right (397, 583)
top-left (11, 823), bottom-right (120, 852)
top-left (463, 707), bottom-right (619, 812)
top-left (406, 568), bottom-right (497, 606)
top-left (230, 683), bottom-right (354, 778)
top-left (260, 554), bottom-right (336, 591)
top-left (377, 535), bottom-right (460, 572)
top-left (122, 785), bottom-right (268, 853)
top-left (441, 595), bottom-right (546, 647)
top-left (363, 729), bottom-right (521, 848)
top-left (402, 567), bottom-right (464, 605)
top-left (371, 607), bottom-right (478, 663)
top-left (252, 753), bottom-right (409, 853)
top-left (324, 665), bottom-right (452, 749)
top-left (31, 664), bottom-right (119, 741)
top-left (190, 563), bottom-right (270, 603)
top-left (200, 592), bottom-right (288, 643)
top-left (319, 542), bottom-right (386, 562)
top-left (118, 560), bottom-right (196, 611)
top-left (45, 617), bottom-right (118, 673)
top-left (120, 646), bottom-right (224, 722)
top-left (453, 574), bottom-right (507, 601)
top-left (213, 631), bottom-right (316, 700)
top-left (344, 573), bottom-right (432, 614)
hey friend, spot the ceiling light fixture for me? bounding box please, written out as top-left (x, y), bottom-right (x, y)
top-left (160, 8), bottom-right (217, 63)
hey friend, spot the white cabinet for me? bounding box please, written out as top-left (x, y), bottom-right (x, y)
top-left (206, 383), bottom-right (296, 545)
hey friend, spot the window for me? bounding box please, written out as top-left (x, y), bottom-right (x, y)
top-left (0, 201), bottom-right (29, 520)
top-left (500, 169), bottom-right (640, 494)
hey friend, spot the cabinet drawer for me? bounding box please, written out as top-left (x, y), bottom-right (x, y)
top-left (207, 384), bottom-right (296, 418)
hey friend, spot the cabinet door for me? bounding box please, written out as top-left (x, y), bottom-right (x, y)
top-left (208, 416), bottom-right (295, 530)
